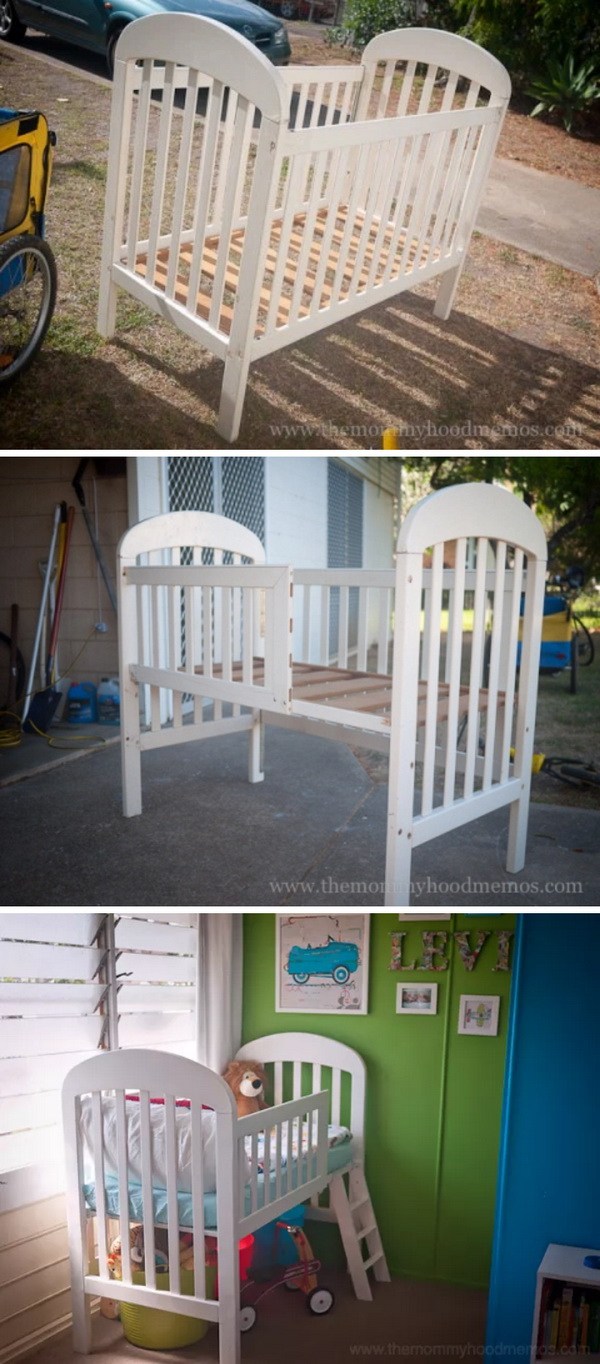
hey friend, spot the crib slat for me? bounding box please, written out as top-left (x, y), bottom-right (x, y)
top-left (274, 1061), bottom-right (283, 1106)
top-left (91, 1090), bottom-right (109, 1280)
top-left (114, 1088), bottom-right (132, 1284)
top-left (186, 77), bottom-right (223, 311)
top-left (397, 58), bottom-right (418, 117)
top-left (222, 586), bottom-right (232, 683)
top-left (209, 95), bottom-right (250, 331)
top-left (190, 1099), bottom-right (206, 1299)
top-left (379, 131), bottom-right (424, 288)
top-left (243, 587), bottom-right (254, 684)
top-left (363, 131), bottom-right (415, 293)
top-left (418, 63), bottom-right (438, 114)
top-left (377, 588), bottom-right (391, 674)
top-left (463, 539), bottom-right (488, 798)
top-left (164, 1095), bottom-right (181, 1297)
top-left (421, 542), bottom-right (444, 816)
top-left (320, 587), bottom-right (330, 665)
top-left (302, 585), bottom-right (311, 662)
top-left (331, 1068), bottom-right (341, 1125)
top-left (146, 62), bottom-right (176, 288)
top-left (139, 1090), bottom-right (156, 1291)
top-left (275, 1121), bottom-right (283, 1200)
top-left (292, 1060), bottom-right (301, 1101)
top-left (165, 67), bottom-right (201, 299)
top-left (338, 586), bottom-right (349, 668)
top-left (482, 541), bottom-right (507, 790)
top-left (168, 549), bottom-right (183, 730)
top-left (500, 549), bottom-right (524, 783)
top-left (357, 588), bottom-right (368, 671)
top-left (443, 537), bottom-right (467, 806)
top-left (263, 1125), bottom-right (272, 1210)
top-left (126, 61), bottom-right (153, 270)
top-left (251, 1132), bottom-right (259, 1212)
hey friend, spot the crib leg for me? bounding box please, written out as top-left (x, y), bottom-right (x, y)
top-left (97, 274), bottom-right (118, 340)
top-left (71, 1284), bottom-right (92, 1354)
top-left (121, 677), bottom-right (142, 817)
top-left (433, 262), bottom-right (463, 321)
top-left (217, 352), bottom-right (250, 443)
top-left (248, 710), bottom-right (264, 784)
top-left (506, 792), bottom-right (529, 874)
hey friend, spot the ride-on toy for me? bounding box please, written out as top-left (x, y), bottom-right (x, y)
top-left (0, 108), bottom-right (57, 383)
top-left (240, 1222), bottom-right (335, 1331)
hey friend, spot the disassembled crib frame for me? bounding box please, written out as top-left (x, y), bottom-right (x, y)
top-left (117, 483), bottom-right (547, 906)
top-left (62, 1033), bottom-right (385, 1362)
top-left (98, 16), bottom-right (511, 439)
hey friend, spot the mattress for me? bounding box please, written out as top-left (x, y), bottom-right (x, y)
top-left (83, 1130), bottom-right (353, 1232)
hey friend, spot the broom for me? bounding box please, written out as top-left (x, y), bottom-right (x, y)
top-left (24, 505), bottom-right (75, 733)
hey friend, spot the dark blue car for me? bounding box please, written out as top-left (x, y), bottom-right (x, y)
top-left (286, 936), bottom-right (359, 986)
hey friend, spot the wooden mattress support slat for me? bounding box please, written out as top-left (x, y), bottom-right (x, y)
top-left (134, 204), bottom-right (437, 340)
top-left (191, 660), bottom-right (504, 724)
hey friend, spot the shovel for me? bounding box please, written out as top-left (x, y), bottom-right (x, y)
top-left (24, 505), bottom-right (75, 733)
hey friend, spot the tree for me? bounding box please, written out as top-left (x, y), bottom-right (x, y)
top-left (402, 456), bottom-right (600, 579)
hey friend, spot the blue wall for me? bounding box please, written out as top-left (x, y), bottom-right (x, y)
top-left (486, 914), bottom-right (600, 1358)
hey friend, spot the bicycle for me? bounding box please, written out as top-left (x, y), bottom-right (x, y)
top-left (0, 108), bottom-right (57, 384)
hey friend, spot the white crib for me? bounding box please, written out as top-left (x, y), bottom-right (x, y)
top-left (98, 16), bottom-right (511, 440)
top-left (62, 1033), bottom-right (386, 1362)
top-left (116, 482), bottom-right (547, 906)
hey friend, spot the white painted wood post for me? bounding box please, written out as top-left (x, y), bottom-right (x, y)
top-left (385, 551), bottom-right (423, 906)
top-left (433, 263), bottom-right (463, 321)
top-left (118, 559), bottom-right (142, 817)
top-left (506, 553), bottom-right (546, 872)
top-left (248, 710), bottom-right (264, 783)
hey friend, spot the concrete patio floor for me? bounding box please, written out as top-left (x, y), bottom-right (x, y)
top-left (1, 727), bottom-right (597, 907)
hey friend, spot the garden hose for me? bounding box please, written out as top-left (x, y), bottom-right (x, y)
top-left (510, 747), bottom-right (600, 788)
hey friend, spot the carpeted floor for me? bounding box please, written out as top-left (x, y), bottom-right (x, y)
top-left (32, 1273), bottom-right (488, 1364)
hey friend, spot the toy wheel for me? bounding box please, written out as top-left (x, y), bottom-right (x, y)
top-left (292, 972), bottom-right (309, 984)
top-left (0, 236), bottom-right (56, 386)
top-left (240, 1305), bottom-right (257, 1332)
top-left (333, 966), bottom-right (349, 984)
top-left (307, 1287), bottom-right (334, 1315)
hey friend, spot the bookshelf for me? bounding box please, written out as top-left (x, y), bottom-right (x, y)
top-left (532, 1245), bottom-right (600, 1363)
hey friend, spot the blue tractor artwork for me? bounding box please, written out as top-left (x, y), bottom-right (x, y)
top-left (286, 936), bottom-right (359, 986)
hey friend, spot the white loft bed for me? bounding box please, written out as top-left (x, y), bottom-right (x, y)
top-left (62, 1033), bottom-right (387, 1363)
top-left (98, 16), bottom-right (510, 440)
top-left (116, 483), bottom-right (547, 906)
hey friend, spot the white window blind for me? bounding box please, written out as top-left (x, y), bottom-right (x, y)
top-left (0, 914), bottom-right (106, 1208)
top-left (114, 914), bottom-right (197, 1056)
top-left (0, 913), bottom-right (199, 1212)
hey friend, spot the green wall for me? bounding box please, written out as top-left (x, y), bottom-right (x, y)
top-left (242, 912), bottom-right (514, 1288)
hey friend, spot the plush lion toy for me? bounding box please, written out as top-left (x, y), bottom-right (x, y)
top-left (222, 1059), bottom-right (268, 1117)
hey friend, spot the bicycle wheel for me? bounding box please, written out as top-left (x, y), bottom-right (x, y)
top-left (573, 615), bottom-right (595, 667)
top-left (0, 235), bottom-right (57, 386)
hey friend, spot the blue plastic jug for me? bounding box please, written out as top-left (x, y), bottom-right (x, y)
top-left (66, 682), bottom-right (97, 724)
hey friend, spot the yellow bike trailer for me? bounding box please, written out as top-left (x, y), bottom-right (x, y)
top-left (0, 108), bottom-right (57, 383)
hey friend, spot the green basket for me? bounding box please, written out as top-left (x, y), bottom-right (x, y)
top-left (119, 1265), bottom-right (217, 1350)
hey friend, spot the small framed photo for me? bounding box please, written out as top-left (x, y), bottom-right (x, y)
top-left (396, 982), bottom-right (438, 1015)
top-left (458, 994), bottom-right (500, 1036)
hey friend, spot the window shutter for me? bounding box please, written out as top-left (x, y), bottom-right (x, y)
top-left (114, 914), bottom-right (198, 1057)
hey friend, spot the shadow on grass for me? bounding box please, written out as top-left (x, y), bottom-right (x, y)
top-left (2, 291), bottom-right (599, 449)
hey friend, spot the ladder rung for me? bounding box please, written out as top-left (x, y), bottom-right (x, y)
top-left (363, 1251), bottom-right (385, 1271)
top-left (349, 1195), bottom-right (370, 1213)
top-left (357, 1222), bottom-right (377, 1240)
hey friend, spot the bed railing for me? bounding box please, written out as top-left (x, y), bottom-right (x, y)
top-left (237, 1090), bottom-right (329, 1235)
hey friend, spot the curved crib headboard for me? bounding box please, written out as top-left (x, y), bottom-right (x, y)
top-left (117, 511), bottom-right (265, 567)
top-left (357, 26), bottom-right (511, 121)
top-left (236, 1032), bottom-right (366, 1162)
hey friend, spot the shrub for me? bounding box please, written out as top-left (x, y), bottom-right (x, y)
top-left (330, 0), bottom-right (418, 51)
top-left (528, 55), bottom-right (600, 133)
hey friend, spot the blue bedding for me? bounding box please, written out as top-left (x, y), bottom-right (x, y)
top-left (83, 1138), bottom-right (352, 1231)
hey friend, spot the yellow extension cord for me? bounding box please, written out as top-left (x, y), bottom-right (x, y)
top-left (0, 628), bottom-right (109, 752)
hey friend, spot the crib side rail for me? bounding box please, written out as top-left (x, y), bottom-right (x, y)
top-left (120, 563), bottom-right (293, 735)
top-left (236, 1090), bottom-right (329, 1236)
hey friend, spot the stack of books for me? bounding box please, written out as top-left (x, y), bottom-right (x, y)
top-left (538, 1283), bottom-right (600, 1357)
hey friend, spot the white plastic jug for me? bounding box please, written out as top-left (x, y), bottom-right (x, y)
top-left (97, 677), bottom-right (120, 725)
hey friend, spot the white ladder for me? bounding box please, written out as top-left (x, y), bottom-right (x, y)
top-left (329, 1163), bottom-right (390, 1302)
